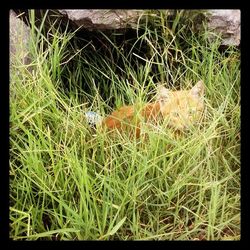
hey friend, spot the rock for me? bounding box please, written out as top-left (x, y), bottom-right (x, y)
top-left (207, 10), bottom-right (240, 46)
top-left (10, 9), bottom-right (241, 57)
top-left (58, 9), bottom-right (240, 46)
top-left (58, 9), bottom-right (143, 30)
top-left (9, 10), bottom-right (32, 67)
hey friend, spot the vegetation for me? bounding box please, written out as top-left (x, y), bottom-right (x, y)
top-left (10, 10), bottom-right (240, 240)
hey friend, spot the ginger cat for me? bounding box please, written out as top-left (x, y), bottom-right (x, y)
top-left (101, 80), bottom-right (205, 138)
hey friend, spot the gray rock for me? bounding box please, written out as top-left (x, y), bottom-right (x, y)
top-left (58, 9), bottom-right (240, 46)
top-left (207, 10), bottom-right (240, 46)
top-left (58, 9), bottom-right (143, 30)
top-left (10, 9), bottom-right (241, 61)
top-left (9, 10), bottom-right (32, 68)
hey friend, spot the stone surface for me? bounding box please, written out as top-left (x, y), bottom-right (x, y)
top-left (58, 9), bottom-right (240, 46)
top-left (207, 10), bottom-right (240, 46)
top-left (58, 9), bottom-right (143, 30)
top-left (9, 10), bottom-right (32, 67)
top-left (10, 9), bottom-right (241, 62)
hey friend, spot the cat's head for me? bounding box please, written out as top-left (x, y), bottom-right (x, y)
top-left (156, 80), bottom-right (205, 130)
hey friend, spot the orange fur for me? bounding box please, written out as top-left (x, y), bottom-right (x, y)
top-left (102, 102), bottom-right (161, 137)
top-left (101, 81), bottom-right (205, 138)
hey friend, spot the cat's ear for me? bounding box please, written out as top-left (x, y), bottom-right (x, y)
top-left (190, 80), bottom-right (205, 98)
top-left (156, 85), bottom-right (169, 104)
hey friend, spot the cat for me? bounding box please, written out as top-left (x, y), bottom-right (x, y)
top-left (100, 80), bottom-right (205, 138)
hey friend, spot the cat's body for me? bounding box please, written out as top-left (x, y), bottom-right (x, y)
top-left (101, 81), bottom-right (205, 137)
top-left (102, 101), bottom-right (162, 137)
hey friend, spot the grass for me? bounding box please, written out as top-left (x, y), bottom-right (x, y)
top-left (9, 10), bottom-right (240, 240)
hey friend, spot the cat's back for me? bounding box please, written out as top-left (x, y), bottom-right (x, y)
top-left (102, 102), bottom-right (161, 130)
top-left (102, 105), bottom-right (135, 129)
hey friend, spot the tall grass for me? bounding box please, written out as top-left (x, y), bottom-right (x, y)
top-left (10, 10), bottom-right (240, 240)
